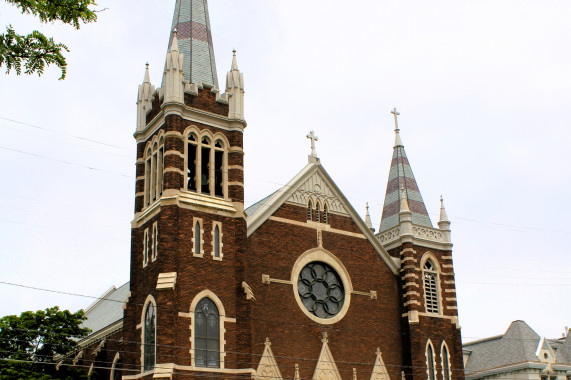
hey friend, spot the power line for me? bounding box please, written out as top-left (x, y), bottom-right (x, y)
top-left (0, 145), bottom-right (133, 178)
top-left (0, 116), bottom-right (131, 152)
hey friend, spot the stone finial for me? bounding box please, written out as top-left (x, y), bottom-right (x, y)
top-left (353, 368), bottom-right (357, 380)
top-left (365, 202), bottom-right (375, 232)
top-left (225, 50), bottom-right (245, 120)
top-left (376, 347), bottom-right (382, 356)
top-left (321, 331), bottom-right (329, 343)
top-left (265, 337), bottom-right (271, 346)
top-left (231, 49), bottom-right (239, 71)
top-left (439, 195), bottom-right (449, 223)
top-left (171, 28), bottom-right (179, 52)
top-left (143, 62), bottom-right (150, 84)
top-left (294, 364), bottom-right (300, 380)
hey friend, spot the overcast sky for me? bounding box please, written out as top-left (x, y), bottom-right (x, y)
top-left (1, 1), bottom-right (570, 344)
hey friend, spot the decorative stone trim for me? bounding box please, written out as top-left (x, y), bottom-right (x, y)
top-left (404, 290), bottom-right (420, 297)
top-left (404, 300), bottom-right (420, 306)
top-left (228, 165), bottom-right (243, 170)
top-left (164, 150), bottom-right (184, 158)
top-left (402, 273), bottom-right (417, 280)
top-left (403, 282), bottom-right (419, 289)
top-left (445, 297), bottom-right (457, 302)
top-left (262, 274), bottom-right (292, 285)
top-left (156, 272), bottom-right (177, 290)
top-left (401, 256), bottom-right (417, 263)
top-left (444, 289), bottom-right (456, 293)
top-left (164, 130), bottom-right (183, 139)
top-left (351, 290), bottom-right (378, 299)
top-left (242, 282), bottom-right (255, 301)
top-left (444, 280), bottom-right (455, 284)
top-left (228, 181), bottom-right (244, 187)
top-left (163, 168), bottom-right (185, 175)
top-left (268, 216), bottom-right (366, 239)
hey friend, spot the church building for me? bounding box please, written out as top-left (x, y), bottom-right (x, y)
top-left (74, 1), bottom-right (465, 379)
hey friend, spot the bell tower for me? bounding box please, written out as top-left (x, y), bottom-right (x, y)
top-left (376, 109), bottom-right (464, 380)
top-left (122, 1), bottom-right (249, 378)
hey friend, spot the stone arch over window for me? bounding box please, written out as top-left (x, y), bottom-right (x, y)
top-left (141, 295), bottom-right (157, 372)
top-left (425, 340), bottom-right (437, 380)
top-left (110, 352), bottom-right (121, 380)
top-left (421, 253), bottom-right (442, 314)
top-left (441, 341), bottom-right (452, 380)
top-left (184, 127), bottom-right (229, 198)
top-left (189, 290), bottom-right (227, 369)
top-left (144, 132), bottom-right (165, 208)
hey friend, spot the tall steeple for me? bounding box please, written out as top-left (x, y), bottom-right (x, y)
top-left (379, 109), bottom-right (432, 232)
top-left (168, 0), bottom-right (219, 87)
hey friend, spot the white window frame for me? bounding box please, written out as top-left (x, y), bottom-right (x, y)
top-left (143, 133), bottom-right (165, 209)
top-left (140, 295), bottom-right (157, 373)
top-left (110, 352), bottom-right (121, 380)
top-left (425, 340), bottom-right (437, 380)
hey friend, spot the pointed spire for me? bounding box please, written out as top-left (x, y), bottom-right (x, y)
top-left (167, 0), bottom-right (219, 87)
top-left (379, 110), bottom-right (432, 233)
top-left (225, 50), bottom-right (245, 120)
top-left (364, 202), bottom-right (375, 232)
top-left (137, 63), bottom-right (156, 132)
top-left (439, 195), bottom-right (449, 223)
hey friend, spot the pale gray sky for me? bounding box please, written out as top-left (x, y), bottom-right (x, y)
top-left (1, 1), bottom-right (570, 343)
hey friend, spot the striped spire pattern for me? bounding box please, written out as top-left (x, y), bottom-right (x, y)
top-left (168, 0), bottom-right (219, 88)
top-left (379, 135), bottom-right (432, 232)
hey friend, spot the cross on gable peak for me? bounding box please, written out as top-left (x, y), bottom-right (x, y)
top-left (307, 130), bottom-right (319, 158)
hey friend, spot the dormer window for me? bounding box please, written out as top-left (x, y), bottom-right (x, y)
top-left (186, 130), bottom-right (227, 198)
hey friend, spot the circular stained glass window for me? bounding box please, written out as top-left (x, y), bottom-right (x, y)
top-left (297, 261), bottom-right (345, 319)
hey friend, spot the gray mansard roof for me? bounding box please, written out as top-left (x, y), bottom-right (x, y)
top-left (463, 320), bottom-right (571, 375)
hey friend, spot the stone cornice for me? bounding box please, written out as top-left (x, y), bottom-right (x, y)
top-left (376, 224), bottom-right (453, 251)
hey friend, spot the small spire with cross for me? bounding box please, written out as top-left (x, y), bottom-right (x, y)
top-left (307, 130), bottom-right (319, 158)
top-left (391, 107), bottom-right (403, 147)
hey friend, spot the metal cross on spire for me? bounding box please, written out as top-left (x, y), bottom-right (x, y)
top-left (391, 107), bottom-right (400, 132)
top-left (307, 130), bottom-right (319, 158)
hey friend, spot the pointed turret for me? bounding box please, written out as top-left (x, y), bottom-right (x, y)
top-left (226, 50), bottom-right (245, 120)
top-left (163, 30), bottom-right (185, 105)
top-left (438, 195), bottom-right (451, 242)
top-left (168, 0), bottom-right (219, 87)
top-left (379, 109), bottom-right (432, 232)
top-left (364, 202), bottom-right (375, 232)
top-left (136, 63), bottom-right (155, 131)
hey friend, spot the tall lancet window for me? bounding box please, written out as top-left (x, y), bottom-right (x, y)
top-left (214, 140), bottom-right (224, 197)
top-left (213, 224), bottom-right (221, 259)
top-left (194, 221), bottom-right (202, 256)
top-left (194, 298), bottom-right (220, 368)
top-left (157, 138), bottom-right (164, 197)
top-left (441, 342), bottom-right (451, 380)
top-left (323, 203), bottom-right (329, 224)
top-left (201, 137), bottom-right (211, 194)
top-left (426, 342), bottom-right (436, 380)
top-left (307, 200), bottom-right (313, 221)
top-left (151, 143), bottom-right (157, 202)
top-left (315, 200), bottom-right (321, 223)
top-left (423, 258), bottom-right (440, 314)
top-left (143, 302), bottom-right (156, 371)
top-left (187, 133), bottom-right (198, 191)
top-left (145, 148), bottom-right (152, 206)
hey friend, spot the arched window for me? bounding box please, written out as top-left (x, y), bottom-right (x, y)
top-left (426, 342), bottom-right (436, 380)
top-left (145, 148), bottom-right (152, 206)
top-left (323, 203), bottom-right (329, 224)
top-left (144, 136), bottom-right (165, 207)
top-left (186, 132), bottom-right (227, 197)
top-left (213, 224), bottom-right (220, 259)
top-left (201, 137), bottom-right (211, 194)
top-left (423, 258), bottom-right (440, 314)
top-left (441, 342), bottom-right (451, 380)
top-left (187, 133), bottom-right (198, 191)
top-left (316, 200), bottom-right (321, 223)
top-left (214, 140), bottom-right (224, 197)
top-left (307, 199), bottom-right (313, 221)
top-left (143, 302), bottom-right (156, 371)
top-left (194, 221), bottom-right (201, 256)
top-left (110, 352), bottom-right (121, 380)
top-left (194, 298), bottom-right (220, 368)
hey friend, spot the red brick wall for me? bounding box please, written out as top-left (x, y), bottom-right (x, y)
top-left (246, 203), bottom-right (405, 380)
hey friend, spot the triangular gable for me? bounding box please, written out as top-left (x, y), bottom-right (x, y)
top-left (313, 333), bottom-right (342, 380)
top-left (256, 338), bottom-right (283, 380)
top-left (370, 348), bottom-right (390, 380)
top-left (246, 161), bottom-right (400, 275)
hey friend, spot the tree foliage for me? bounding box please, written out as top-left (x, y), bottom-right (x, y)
top-left (0, 0), bottom-right (99, 79)
top-left (0, 306), bottom-right (91, 379)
